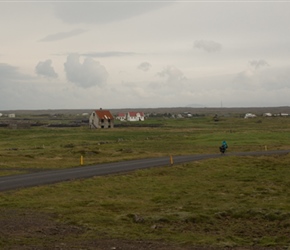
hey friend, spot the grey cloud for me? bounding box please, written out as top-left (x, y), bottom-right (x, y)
top-left (82, 51), bottom-right (136, 58)
top-left (40, 29), bottom-right (86, 42)
top-left (53, 2), bottom-right (171, 24)
top-left (157, 65), bottom-right (186, 83)
top-left (193, 40), bottom-right (222, 53)
top-left (35, 59), bottom-right (58, 78)
top-left (0, 63), bottom-right (20, 80)
top-left (232, 66), bottom-right (290, 91)
top-left (0, 63), bottom-right (32, 84)
top-left (232, 60), bottom-right (270, 90)
top-left (232, 70), bottom-right (256, 90)
top-left (249, 59), bottom-right (269, 70)
top-left (0, 63), bottom-right (36, 109)
top-left (137, 62), bottom-right (151, 72)
top-left (259, 67), bottom-right (290, 90)
top-left (64, 53), bottom-right (108, 88)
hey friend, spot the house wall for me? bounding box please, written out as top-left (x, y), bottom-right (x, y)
top-left (138, 115), bottom-right (145, 121)
top-left (127, 115), bottom-right (137, 121)
top-left (89, 111), bottom-right (114, 129)
top-left (89, 112), bottom-right (99, 128)
top-left (127, 112), bottom-right (144, 121)
top-left (100, 118), bottom-right (113, 128)
top-left (116, 115), bottom-right (126, 121)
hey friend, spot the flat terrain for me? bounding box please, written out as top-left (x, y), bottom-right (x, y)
top-left (1, 150), bottom-right (290, 192)
top-left (1, 109), bottom-right (290, 249)
top-left (2, 106), bottom-right (290, 116)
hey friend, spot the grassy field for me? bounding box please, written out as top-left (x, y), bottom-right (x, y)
top-left (1, 116), bottom-right (290, 249)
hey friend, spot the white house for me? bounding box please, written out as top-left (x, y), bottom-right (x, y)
top-left (115, 113), bottom-right (126, 121)
top-left (89, 109), bottom-right (114, 129)
top-left (244, 113), bottom-right (256, 118)
top-left (127, 112), bottom-right (145, 121)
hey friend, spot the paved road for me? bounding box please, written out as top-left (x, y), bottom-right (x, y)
top-left (0, 149), bottom-right (289, 192)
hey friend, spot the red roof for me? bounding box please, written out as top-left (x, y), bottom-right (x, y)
top-left (117, 113), bottom-right (126, 117)
top-left (128, 112), bottom-right (144, 117)
top-left (95, 110), bottom-right (114, 120)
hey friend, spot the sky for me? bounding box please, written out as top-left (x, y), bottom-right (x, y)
top-left (1, 0), bottom-right (290, 110)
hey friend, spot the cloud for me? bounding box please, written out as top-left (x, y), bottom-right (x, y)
top-left (35, 59), bottom-right (58, 78)
top-left (54, 2), bottom-right (171, 24)
top-left (82, 51), bottom-right (136, 58)
top-left (120, 81), bottom-right (154, 99)
top-left (193, 40), bottom-right (222, 53)
top-left (0, 63), bottom-right (20, 81)
top-left (232, 65), bottom-right (290, 91)
top-left (64, 53), bottom-right (108, 88)
top-left (0, 63), bottom-right (32, 84)
top-left (0, 63), bottom-right (39, 110)
top-left (249, 59), bottom-right (269, 70)
top-left (137, 62), bottom-right (151, 72)
top-left (40, 29), bottom-right (86, 42)
top-left (258, 67), bottom-right (290, 90)
top-left (157, 65), bottom-right (187, 83)
top-left (232, 69), bottom-right (256, 90)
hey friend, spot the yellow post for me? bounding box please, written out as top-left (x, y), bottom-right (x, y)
top-left (265, 145), bottom-right (267, 151)
top-left (170, 155), bottom-right (173, 165)
top-left (80, 155), bottom-right (84, 165)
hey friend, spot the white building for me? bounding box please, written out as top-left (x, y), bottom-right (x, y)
top-left (244, 113), bottom-right (256, 118)
top-left (115, 113), bottom-right (126, 121)
top-left (127, 112), bottom-right (145, 121)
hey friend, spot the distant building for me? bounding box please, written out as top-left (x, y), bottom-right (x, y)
top-left (8, 113), bottom-right (15, 118)
top-left (273, 113), bottom-right (289, 117)
top-left (127, 112), bottom-right (145, 121)
top-left (116, 113), bottom-right (126, 121)
top-left (89, 109), bottom-right (114, 129)
top-left (263, 113), bottom-right (272, 117)
top-left (244, 113), bottom-right (256, 119)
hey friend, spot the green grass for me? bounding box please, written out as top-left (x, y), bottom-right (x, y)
top-left (1, 155), bottom-right (290, 247)
top-left (1, 117), bottom-right (290, 172)
top-left (1, 116), bottom-right (290, 248)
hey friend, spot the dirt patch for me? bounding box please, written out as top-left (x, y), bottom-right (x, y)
top-left (0, 208), bottom-right (84, 249)
top-left (0, 207), bottom-right (203, 249)
top-left (0, 208), bottom-right (286, 250)
top-left (0, 209), bottom-right (81, 237)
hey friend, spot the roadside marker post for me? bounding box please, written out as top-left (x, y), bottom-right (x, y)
top-left (265, 145), bottom-right (268, 151)
top-left (170, 155), bottom-right (173, 165)
top-left (80, 155), bottom-right (84, 165)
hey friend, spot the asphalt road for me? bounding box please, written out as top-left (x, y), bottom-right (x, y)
top-left (0, 149), bottom-right (289, 192)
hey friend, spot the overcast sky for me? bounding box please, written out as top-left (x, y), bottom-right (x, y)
top-left (1, 1), bottom-right (290, 110)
